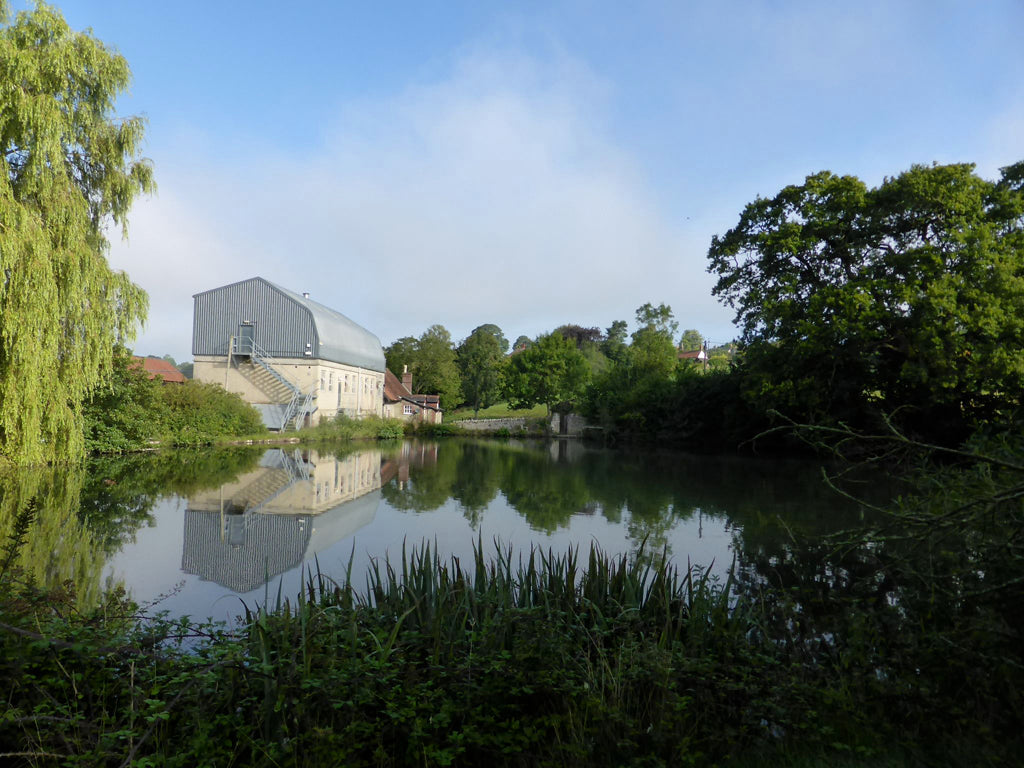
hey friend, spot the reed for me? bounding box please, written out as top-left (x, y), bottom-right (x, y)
top-left (1, 532), bottom-right (1007, 766)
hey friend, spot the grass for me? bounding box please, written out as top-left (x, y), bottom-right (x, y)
top-left (448, 401), bottom-right (548, 421)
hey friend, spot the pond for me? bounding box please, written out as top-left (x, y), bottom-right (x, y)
top-left (1, 439), bottom-right (881, 622)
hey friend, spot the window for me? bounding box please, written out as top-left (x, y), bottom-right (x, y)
top-left (403, 404), bottom-right (415, 415)
top-left (328, 372), bottom-right (333, 391)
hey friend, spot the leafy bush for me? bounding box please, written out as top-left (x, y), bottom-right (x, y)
top-left (82, 353), bottom-right (166, 453)
top-left (160, 380), bottom-right (266, 444)
top-left (305, 414), bottom-right (406, 442)
top-left (83, 354), bottom-right (267, 452)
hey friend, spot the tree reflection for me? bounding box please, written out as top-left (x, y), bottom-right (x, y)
top-left (380, 441), bottom-right (454, 512)
top-left (81, 447), bottom-right (264, 554)
top-left (450, 442), bottom-right (503, 527)
top-left (1, 464), bottom-right (105, 608)
top-left (1, 448), bottom-right (264, 608)
top-left (376, 440), bottom-right (883, 555)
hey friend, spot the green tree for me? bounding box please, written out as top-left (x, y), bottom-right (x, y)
top-left (601, 319), bottom-right (629, 362)
top-left (457, 327), bottom-right (506, 416)
top-left (384, 336), bottom-right (417, 376)
top-left (630, 303), bottom-right (679, 380)
top-left (679, 329), bottom-right (703, 352)
top-left (413, 325), bottom-right (462, 411)
top-left (512, 335), bottom-right (532, 352)
top-left (708, 161), bottom-right (1024, 440)
top-left (82, 351), bottom-right (164, 454)
top-left (0, 2), bottom-right (154, 464)
top-left (471, 323), bottom-right (509, 354)
top-left (504, 332), bottom-right (589, 414)
top-left (634, 303), bottom-right (678, 338)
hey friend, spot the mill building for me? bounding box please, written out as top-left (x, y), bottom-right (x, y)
top-left (192, 277), bottom-right (386, 430)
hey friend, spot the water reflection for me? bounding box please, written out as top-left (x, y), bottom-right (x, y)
top-left (2, 439), bottom-right (886, 620)
top-left (182, 448), bottom-right (389, 591)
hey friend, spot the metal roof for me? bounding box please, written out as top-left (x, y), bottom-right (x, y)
top-left (192, 277), bottom-right (385, 372)
top-left (265, 281), bottom-right (386, 372)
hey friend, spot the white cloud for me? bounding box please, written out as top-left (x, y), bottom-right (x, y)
top-left (109, 47), bottom-right (734, 362)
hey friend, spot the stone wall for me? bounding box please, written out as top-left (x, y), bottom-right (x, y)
top-left (454, 413), bottom-right (590, 435)
top-left (455, 417), bottom-right (531, 432)
top-left (549, 412), bottom-right (588, 436)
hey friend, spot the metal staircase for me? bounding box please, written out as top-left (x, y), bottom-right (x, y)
top-left (227, 449), bottom-right (313, 516)
top-left (231, 336), bottom-right (314, 431)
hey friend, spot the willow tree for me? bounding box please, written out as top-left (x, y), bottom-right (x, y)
top-left (0, 1), bottom-right (153, 464)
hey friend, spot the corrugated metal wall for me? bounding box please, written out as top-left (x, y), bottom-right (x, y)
top-left (192, 278), bottom-right (318, 358)
top-left (181, 510), bottom-right (311, 592)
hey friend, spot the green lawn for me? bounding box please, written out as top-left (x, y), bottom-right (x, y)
top-left (447, 402), bottom-right (548, 421)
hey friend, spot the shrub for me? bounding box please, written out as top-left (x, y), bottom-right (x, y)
top-left (160, 380), bottom-right (266, 443)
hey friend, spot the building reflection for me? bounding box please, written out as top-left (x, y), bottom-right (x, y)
top-left (182, 448), bottom-right (384, 592)
top-left (380, 440), bottom-right (439, 489)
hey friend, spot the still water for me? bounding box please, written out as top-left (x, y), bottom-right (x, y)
top-left (1, 439), bottom-right (876, 622)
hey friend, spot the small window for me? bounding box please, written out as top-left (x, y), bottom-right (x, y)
top-left (403, 404), bottom-right (415, 415)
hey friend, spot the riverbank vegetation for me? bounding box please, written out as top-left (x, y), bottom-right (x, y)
top-left (2, 498), bottom-right (1020, 766)
top-left (2, 2), bottom-right (1023, 764)
top-left (82, 351), bottom-right (267, 453)
top-left (0, 1), bottom-right (154, 466)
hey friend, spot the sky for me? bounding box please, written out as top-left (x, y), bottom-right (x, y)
top-left (19, 0), bottom-right (1024, 362)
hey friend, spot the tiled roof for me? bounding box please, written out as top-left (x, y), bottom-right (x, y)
top-left (383, 369), bottom-right (442, 412)
top-left (383, 368), bottom-right (412, 402)
top-left (134, 356), bottom-right (188, 384)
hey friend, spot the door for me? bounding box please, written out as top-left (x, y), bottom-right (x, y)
top-left (238, 323), bottom-right (255, 355)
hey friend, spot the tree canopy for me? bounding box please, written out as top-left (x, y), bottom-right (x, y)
top-left (707, 161), bottom-right (1024, 438)
top-left (411, 325), bottom-right (462, 411)
top-left (457, 327), bottom-right (506, 416)
top-left (470, 323), bottom-right (509, 354)
top-left (384, 336), bottom-right (417, 378)
top-left (0, 2), bottom-right (154, 463)
top-left (630, 303), bottom-right (679, 380)
top-left (554, 324), bottom-right (603, 348)
top-left (504, 332), bottom-right (589, 414)
top-left (679, 329), bottom-right (703, 352)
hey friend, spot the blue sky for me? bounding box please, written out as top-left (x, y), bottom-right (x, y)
top-left (21, 0), bottom-right (1024, 362)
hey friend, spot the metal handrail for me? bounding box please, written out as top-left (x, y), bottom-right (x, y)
top-left (232, 336), bottom-right (312, 431)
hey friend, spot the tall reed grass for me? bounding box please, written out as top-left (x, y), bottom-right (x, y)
top-left (1, 535), bottom-right (961, 767)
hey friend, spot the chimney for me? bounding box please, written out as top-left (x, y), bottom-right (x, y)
top-left (402, 364), bottom-right (413, 392)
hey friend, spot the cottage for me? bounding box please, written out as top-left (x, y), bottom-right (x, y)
top-left (192, 277), bottom-right (386, 430)
top-left (383, 366), bottom-right (443, 424)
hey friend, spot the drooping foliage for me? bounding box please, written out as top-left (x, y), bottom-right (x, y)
top-left (0, 1), bottom-right (154, 464)
top-left (707, 161), bottom-right (1024, 441)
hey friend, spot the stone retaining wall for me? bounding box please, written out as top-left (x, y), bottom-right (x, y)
top-left (454, 414), bottom-right (590, 436)
top-left (455, 417), bottom-right (531, 432)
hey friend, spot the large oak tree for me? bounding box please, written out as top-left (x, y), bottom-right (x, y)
top-left (707, 161), bottom-right (1024, 439)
